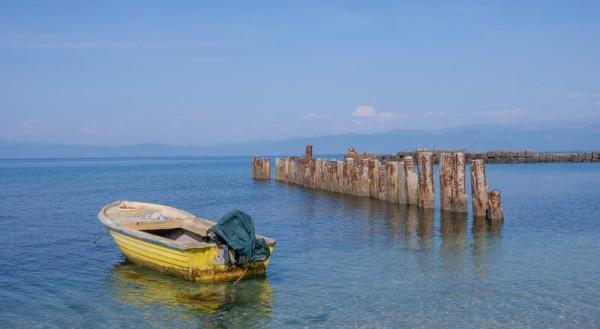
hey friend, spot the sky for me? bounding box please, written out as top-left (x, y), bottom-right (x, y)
top-left (1, 0), bottom-right (599, 146)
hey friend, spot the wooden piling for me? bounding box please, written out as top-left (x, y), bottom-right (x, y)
top-left (417, 151), bottom-right (435, 208)
top-left (471, 159), bottom-right (488, 217)
top-left (252, 157), bottom-right (270, 180)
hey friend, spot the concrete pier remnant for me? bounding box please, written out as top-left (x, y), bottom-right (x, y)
top-left (275, 158), bottom-right (285, 181)
top-left (397, 161), bottom-right (407, 204)
top-left (346, 147), bottom-right (357, 159)
top-left (471, 159), bottom-right (488, 217)
top-left (417, 151), bottom-right (435, 209)
top-left (385, 161), bottom-right (400, 203)
top-left (452, 153), bottom-right (468, 213)
top-left (440, 152), bottom-right (468, 213)
top-left (252, 157), bottom-right (271, 180)
top-left (404, 156), bottom-right (418, 205)
top-left (305, 144), bottom-right (313, 160)
top-left (486, 190), bottom-right (504, 221)
top-left (395, 150), bottom-right (600, 163)
top-left (439, 153), bottom-right (454, 211)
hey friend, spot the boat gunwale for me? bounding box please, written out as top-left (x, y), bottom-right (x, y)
top-left (98, 200), bottom-right (275, 252)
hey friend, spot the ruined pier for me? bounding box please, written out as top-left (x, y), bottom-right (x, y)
top-left (268, 145), bottom-right (503, 220)
top-left (393, 150), bottom-right (600, 163)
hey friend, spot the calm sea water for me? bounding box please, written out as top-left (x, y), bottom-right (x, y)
top-left (1, 157), bottom-right (599, 328)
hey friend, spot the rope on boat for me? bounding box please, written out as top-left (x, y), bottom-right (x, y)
top-left (92, 234), bottom-right (105, 244)
top-left (232, 267), bottom-right (249, 286)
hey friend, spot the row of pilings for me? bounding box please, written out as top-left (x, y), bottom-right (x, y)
top-left (252, 145), bottom-right (504, 220)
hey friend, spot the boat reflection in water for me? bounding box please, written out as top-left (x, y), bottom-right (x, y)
top-left (109, 262), bottom-right (272, 327)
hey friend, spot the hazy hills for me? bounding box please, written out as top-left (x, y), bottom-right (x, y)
top-left (2, 125), bottom-right (599, 159)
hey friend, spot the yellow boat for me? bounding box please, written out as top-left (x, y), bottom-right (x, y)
top-left (98, 200), bottom-right (275, 282)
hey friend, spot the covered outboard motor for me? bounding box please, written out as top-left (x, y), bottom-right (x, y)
top-left (208, 209), bottom-right (270, 267)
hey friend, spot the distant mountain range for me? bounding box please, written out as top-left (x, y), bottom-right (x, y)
top-left (2, 125), bottom-right (599, 159)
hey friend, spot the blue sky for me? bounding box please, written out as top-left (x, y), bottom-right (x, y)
top-left (1, 1), bottom-right (599, 145)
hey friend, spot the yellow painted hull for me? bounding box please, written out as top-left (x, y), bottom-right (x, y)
top-left (109, 229), bottom-right (274, 282)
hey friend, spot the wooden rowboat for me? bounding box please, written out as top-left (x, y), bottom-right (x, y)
top-left (98, 200), bottom-right (275, 282)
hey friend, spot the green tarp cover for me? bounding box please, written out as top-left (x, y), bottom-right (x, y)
top-left (209, 209), bottom-right (270, 264)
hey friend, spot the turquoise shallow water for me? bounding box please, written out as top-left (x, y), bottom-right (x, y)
top-left (1, 157), bottom-right (599, 328)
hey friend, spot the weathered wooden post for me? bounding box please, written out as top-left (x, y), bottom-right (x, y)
top-left (252, 157), bottom-right (270, 180)
top-left (439, 153), bottom-right (454, 210)
top-left (471, 159), bottom-right (488, 217)
top-left (486, 190), bottom-right (504, 221)
top-left (417, 151), bottom-right (435, 208)
top-left (452, 153), bottom-right (468, 213)
top-left (405, 156), bottom-right (418, 205)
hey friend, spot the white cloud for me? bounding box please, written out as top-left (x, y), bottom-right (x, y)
top-left (566, 91), bottom-right (600, 99)
top-left (473, 107), bottom-right (527, 122)
top-left (21, 119), bottom-right (40, 130)
top-left (303, 112), bottom-right (326, 119)
top-left (78, 124), bottom-right (102, 135)
top-left (352, 105), bottom-right (400, 122)
top-left (425, 111), bottom-right (446, 117)
top-left (352, 105), bottom-right (378, 118)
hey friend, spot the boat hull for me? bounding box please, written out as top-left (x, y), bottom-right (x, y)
top-left (108, 229), bottom-right (273, 282)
